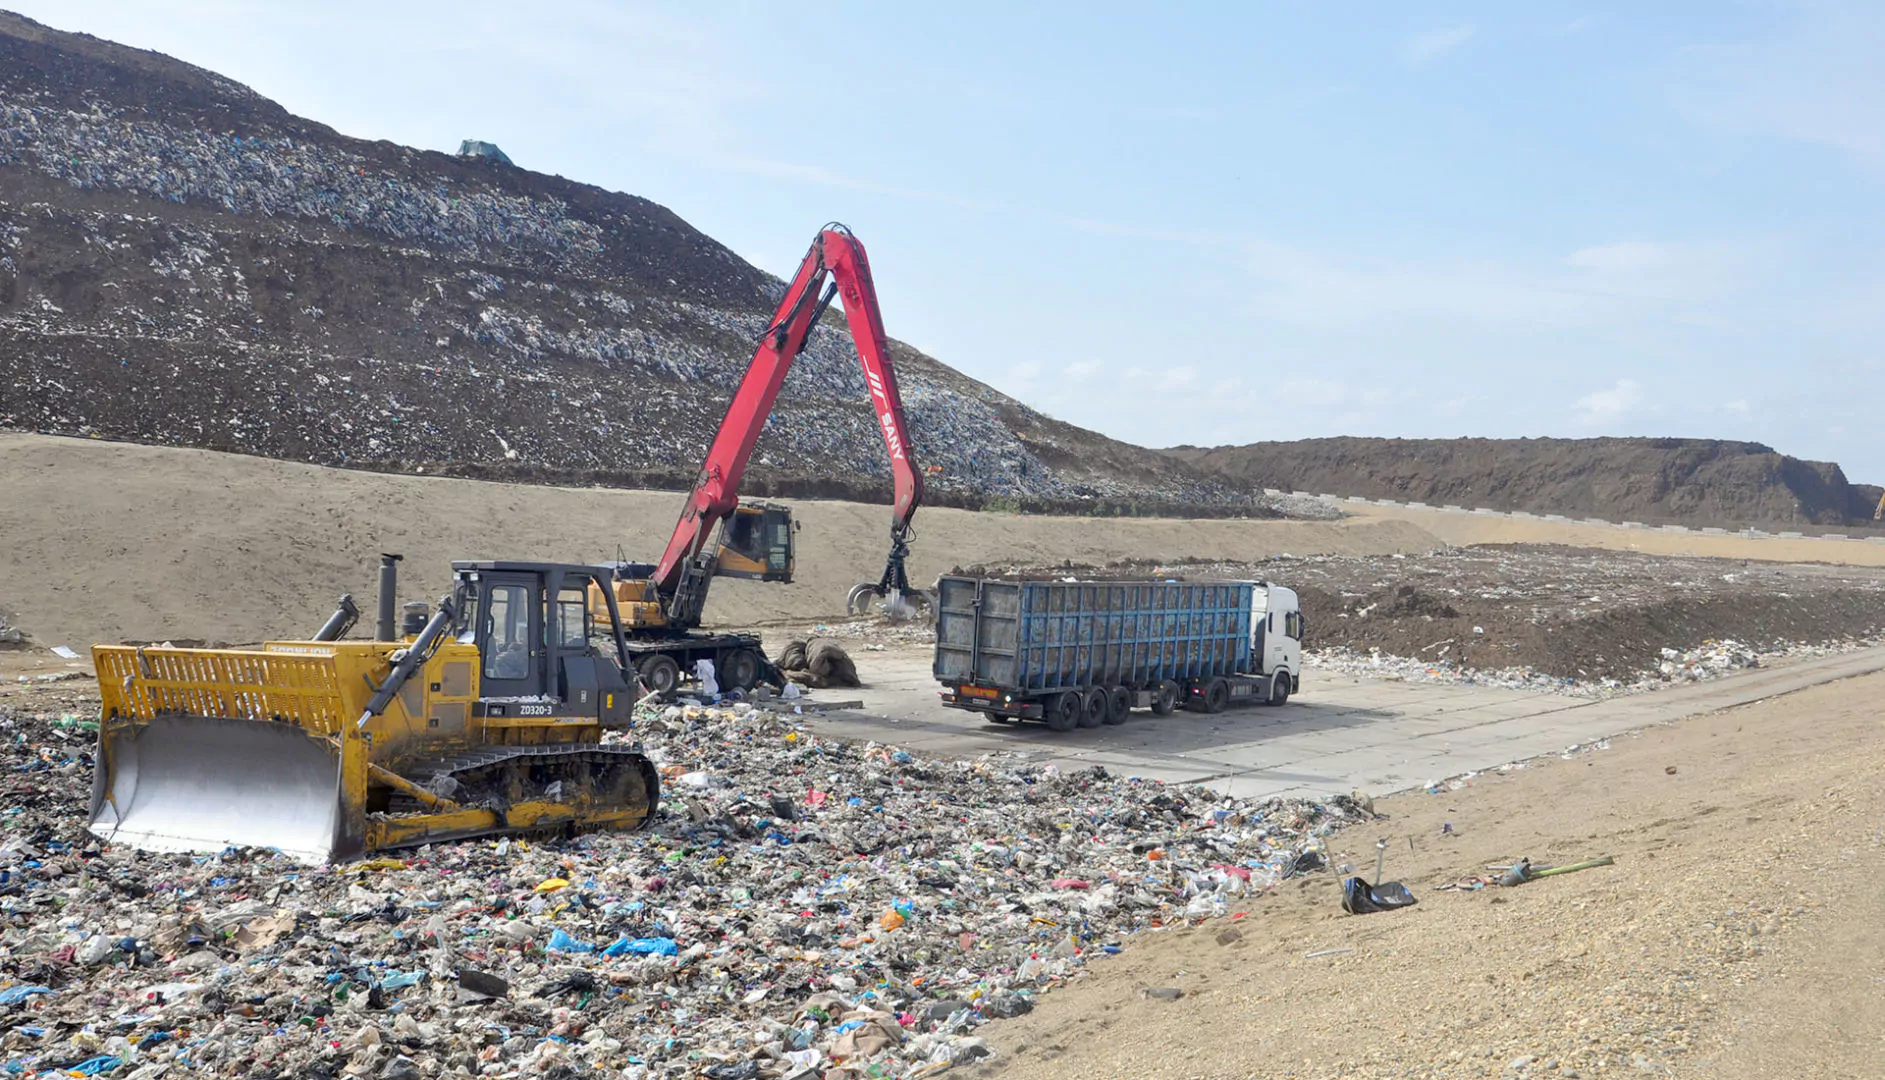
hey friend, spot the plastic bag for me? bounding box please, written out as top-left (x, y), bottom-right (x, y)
top-left (694, 659), bottom-right (718, 699)
top-left (1340, 876), bottom-right (1419, 914)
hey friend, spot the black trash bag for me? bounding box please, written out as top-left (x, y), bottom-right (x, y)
top-left (1341, 876), bottom-right (1419, 914)
top-left (1285, 849), bottom-right (1327, 879)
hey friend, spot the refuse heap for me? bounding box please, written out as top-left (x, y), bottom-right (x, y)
top-left (0, 701), bottom-right (1365, 1080)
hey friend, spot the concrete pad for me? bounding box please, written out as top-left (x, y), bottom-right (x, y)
top-left (797, 644), bottom-right (1885, 805)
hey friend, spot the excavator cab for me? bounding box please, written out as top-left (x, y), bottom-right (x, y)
top-left (712, 502), bottom-right (795, 583)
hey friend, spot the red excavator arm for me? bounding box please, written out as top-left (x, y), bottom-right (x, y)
top-left (653, 224), bottom-right (925, 626)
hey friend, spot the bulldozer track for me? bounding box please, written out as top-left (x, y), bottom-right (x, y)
top-left (376, 743), bottom-right (660, 840)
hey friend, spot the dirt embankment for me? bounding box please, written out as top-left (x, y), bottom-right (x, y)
top-left (983, 667), bottom-right (1885, 1080)
top-left (0, 433), bottom-right (1439, 649)
top-left (1169, 436), bottom-right (1884, 528)
top-left (982, 544), bottom-right (1885, 684)
top-left (0, 10), bottom-right (1234, 509)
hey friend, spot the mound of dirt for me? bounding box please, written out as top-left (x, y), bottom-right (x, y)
top-left (1168, 436), bottom-right (1883, 529)
top-left (0, 433), bottom-right (1442, 649)
top-left (0, 10), bottom-right (1233, 512)
top-left (995, 543), bottom-right (1885, 683)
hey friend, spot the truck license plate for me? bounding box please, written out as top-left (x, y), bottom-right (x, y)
top-left (960, 685), bottom-right (999, 699)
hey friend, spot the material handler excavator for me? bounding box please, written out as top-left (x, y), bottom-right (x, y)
top-left (85, 224), bottom-right (924, 863)
top-left (591, 223), bottom-right (930, 695)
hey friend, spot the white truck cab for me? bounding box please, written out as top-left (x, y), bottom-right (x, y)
top-left (1251, 583), bottom-right (1303, 700)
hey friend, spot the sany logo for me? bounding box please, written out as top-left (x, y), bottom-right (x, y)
top-left (866, 369), bottom-right (905, 460)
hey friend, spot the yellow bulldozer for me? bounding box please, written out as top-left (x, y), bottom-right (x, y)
top-left (89, 556), bottom-right (660, 863)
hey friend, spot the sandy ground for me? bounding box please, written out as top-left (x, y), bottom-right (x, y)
top-left (0, 433), bottom-right (1440, 648)
top-left (975, 667), bottom-right (1885, 1080)
top-left (1346, 501), bottom-right (1885, 567)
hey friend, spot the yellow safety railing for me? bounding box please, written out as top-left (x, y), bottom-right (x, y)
top-left (94, 645), bottom-right (351, 731)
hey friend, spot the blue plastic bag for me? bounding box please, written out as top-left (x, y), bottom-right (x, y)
top-left (67, 1056), bottom-right (124, 1076)
top-left (379, 970), bottom-right (424, 990)
top-left (546, 929), bottom-right (593, 954)
top-left (602, 936), bottom-right (677, 958)
top-left (0, 985), bottom-right (51, 1006)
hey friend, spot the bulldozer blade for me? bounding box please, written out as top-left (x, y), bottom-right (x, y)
top-left (89, 715), bottom-right (352, 863)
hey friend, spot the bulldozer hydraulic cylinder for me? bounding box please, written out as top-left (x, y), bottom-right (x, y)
top-left (360, 596), bottom-right (456, 723)
top-left (313, 594), bottom-right (359, 642)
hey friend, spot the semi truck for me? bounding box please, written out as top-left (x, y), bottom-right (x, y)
top-left (933, 576), bottom-right (1303, 731)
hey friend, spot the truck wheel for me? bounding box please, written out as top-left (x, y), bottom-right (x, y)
top-left (1078, 688), bottom-right (1107, 728)
top-left (1104, 688), bottom-right (1131, 725)
top-left (1045, 693), bottom-right (1080, 732)
top-left (1203, 677), bottom-right (1230, 713)
top-left (1268, 671), bottom-right (1292, 706)
top-left (720, 648), bottom-right (761, 692)
top-left (636, 654), bottom-right (681, 697)
top-left (1150, 680), bottom-right (1179, 716)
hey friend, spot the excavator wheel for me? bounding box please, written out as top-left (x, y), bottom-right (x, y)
top-left (637, 654), bottom-right (682, 697)
top-left (719, 648), bottom-right (761, 692)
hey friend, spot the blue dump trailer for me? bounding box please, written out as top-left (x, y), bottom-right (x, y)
top-left (933, 576), bottom-right (1303, 732)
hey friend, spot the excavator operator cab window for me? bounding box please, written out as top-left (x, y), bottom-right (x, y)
top-left (555, 588), bottom-right (590, 650)
top-left (768, 513), bottom-right (792, 573)
top-left (724, 508), bottom-right (763, 562)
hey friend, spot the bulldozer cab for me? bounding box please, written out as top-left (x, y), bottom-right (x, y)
top-left (451, 561), bottom-right (637, 724)
top-left (713, 502), bottom-right (795, 583)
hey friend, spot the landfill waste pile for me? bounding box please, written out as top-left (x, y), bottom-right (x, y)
top-left (0, 694), bottom-right (1367, 1079)
top-left (0, 620), bottom-right (23, 647)
top-left (0, 12), bottom-right (1242, 513)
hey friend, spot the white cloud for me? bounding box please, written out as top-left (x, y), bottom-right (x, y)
top-left (1063, 360), bottom-right (1102, 382)
top-left (1403, 24), bottom-right (1475, 66)
top-left (1565, 241), bottom-right (1671, 274)
top-left (1723, 399), bottom-right (1751, 414)
top-left (1673, 7), bottom-right (1885, 173)
top-left (1120, 364), bottom-right (1196, 392)
top-left (1279, 378), bottom-right (1347, 407)
top-left (1573, 379), bottom-right (1643, 424)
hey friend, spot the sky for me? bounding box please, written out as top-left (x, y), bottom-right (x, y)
top-left (16, 2), bottom-right (1885, 481)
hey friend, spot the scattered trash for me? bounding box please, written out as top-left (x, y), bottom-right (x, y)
top-left (0, 694), bottom-right (1369, 1076)
top-left (49, 645), bottom-right (80, 659)
top-left (456, 969), bottom-right (509, 999)
top-left (0, 985), bottom-right (53, 1005)
top-left (1143, 987), bottom-right (1185, 1001)
top-left (1665, 765), bottom-right (1678, 775)
top-left (1342, 837), bottom-right (1419, 914)
top-left (1304, 947), bottom-right (1355, 959)
top-left (1495, 855), bottom-right (1617, 887)
top-left (1341, 877), bottom-right (1420, 914)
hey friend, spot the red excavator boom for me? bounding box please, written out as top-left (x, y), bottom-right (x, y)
top-left (653, 224), bottom-right (926, 627)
